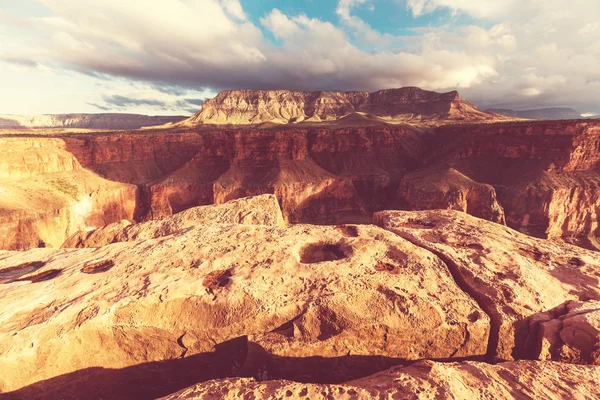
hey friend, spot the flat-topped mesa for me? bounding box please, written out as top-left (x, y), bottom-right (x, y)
top-left (185, 87), bottom-right (498, 125)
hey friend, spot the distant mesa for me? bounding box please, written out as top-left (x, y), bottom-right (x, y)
top-left (487, 107), bottom-right (583, 120)
top-left (0, 113), bottom-right (187, 130)
top-left (183, 87), bottom-right (508, 125)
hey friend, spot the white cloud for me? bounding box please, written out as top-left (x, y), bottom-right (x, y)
top-left (0, 0), bottom-right (598, 114)
top-left (220, 0), bottom-right (247, 21)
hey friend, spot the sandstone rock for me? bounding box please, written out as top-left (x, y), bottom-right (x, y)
top-left (185, 87), bottom-right (501, 125)
top-left (3, 112), bottom-right (600, 252)
top-left (61, 220), bottom-right (133, 248)
top-left (532, 300), bottom-right (600, 365)
top-left (431, 120), bottom-right (600, 248)
top-left (62, 195), bottom-right (286, 248)
top-left (398, 167), bottom-right (505, 224)
top-left (160, 360), bottom-right (600, 400)
top-left (374, 209), bottom-right (600, 361)
top-left (0, 223), bottom-right (488, 398)
top-left (0, 169), bottom-right (137, 250)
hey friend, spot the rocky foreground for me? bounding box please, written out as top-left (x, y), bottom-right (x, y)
top-left (1, 195), bottom-right (600, 399)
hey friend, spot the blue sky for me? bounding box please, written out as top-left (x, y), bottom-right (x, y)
top-left (0, 0), bottom-right (599, 116)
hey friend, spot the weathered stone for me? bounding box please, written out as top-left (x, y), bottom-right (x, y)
top-left (161, 360), bottom-right (600, 400)
top-left (375, 209), bottom-right (600, 361)
top-left (0, 222), bottom-right (488, 397)
top-left (62, 195), bottom-right (285, 248)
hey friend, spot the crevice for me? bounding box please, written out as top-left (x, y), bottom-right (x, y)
top-left (389, 232), bottom-right (501, 363)
top-left (177, 333), bottom-right (188, 358)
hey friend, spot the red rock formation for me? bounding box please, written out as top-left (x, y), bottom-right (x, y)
top-left (2, 107), bottom-right (600, 251)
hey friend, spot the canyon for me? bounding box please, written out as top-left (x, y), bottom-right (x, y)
top-left (2, 87), bottom-right (600, 398)
top-left (1, 108), bottom-right (600, 251)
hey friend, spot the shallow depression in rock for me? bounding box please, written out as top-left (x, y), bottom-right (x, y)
top-left (299, 243), bottom-right (350, 263)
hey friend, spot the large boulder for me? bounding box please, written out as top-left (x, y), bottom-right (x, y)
top-left (374, 209), bottom-right (600, 361)
top-left (62, 195), bottom-right (285, 248)
top-left (0, 222), bottom-right (488, 398)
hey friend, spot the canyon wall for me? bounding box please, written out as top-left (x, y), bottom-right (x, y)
top-left (2, 118), bottom-right (600, 250)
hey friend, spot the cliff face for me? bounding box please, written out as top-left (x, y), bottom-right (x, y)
top-left (3, 117), bottom-right (600, 251)
top-left (417, 120), bottom-right (600, 249)
top-left (0, 113), bottom-right (187, 130)
top-left (186, 87), bottom-right (500, 125)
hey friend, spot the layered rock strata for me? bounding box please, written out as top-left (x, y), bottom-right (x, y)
top-left (186, 87), bottom-right (500, 125)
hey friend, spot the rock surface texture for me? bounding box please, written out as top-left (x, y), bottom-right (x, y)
top-left (1, 199), bottom-right (600, 398)
top-left (161, 360), bottom-right (600, 400)
top-left (374, 209), bottom-right (600, 362)
top-left (1, 210), bottom-right (490, 398)
top-left (62, 194), bottom-right (285, 248)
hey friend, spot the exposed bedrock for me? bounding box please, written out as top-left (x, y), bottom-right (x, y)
top-left (61, 126), bottom-right (426, 225)
top-left (0, 220), bottom-right (490, 398)
top-left (160, 361), bottom-right (600, 400)
top-left (374, 209), bottom-right (600, 362)
top-left (4, 204), bottom-right (600, 398)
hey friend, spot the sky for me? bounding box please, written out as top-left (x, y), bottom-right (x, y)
top-left (0, 0), bottom-right (599, 116)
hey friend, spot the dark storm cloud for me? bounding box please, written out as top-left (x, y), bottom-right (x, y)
top-left (103, 94), bottom-right (166, 108)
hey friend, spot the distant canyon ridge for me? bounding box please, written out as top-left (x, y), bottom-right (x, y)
top-left (0, 113), bottom-right (187, 130)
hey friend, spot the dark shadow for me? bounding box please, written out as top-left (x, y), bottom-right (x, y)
top-left (2, 336), bottom-right (249, 400)
top-left (2, 338), bottom-right (485, 400)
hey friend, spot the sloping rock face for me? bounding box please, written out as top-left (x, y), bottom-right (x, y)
top-left (0, 220), bottom-right (489, 398)
top-left (162, 360), bottom-right (600, 400)
top-left (0, 137), bottom-right (139, 250)
top-left (0, 113), bottom-right (186, 130)
top-left (533, 300), bottom-right (600, 365)
top-left (62, 195), bottom-right (285, 248)
top-left (374, 209), bottom-right (600, 362)
top-left (417, 119), bottom-right (600, 249)
top-left (3, 205), bottom-right (600, 398)
top-left (60, 126), bottom-right (427, 225)
top-left (186, 87), bottom-right (499, 125)
top-left (398, 168), bottom-right (505, 224)
top-left (4, 116), bottom-right (600, 251)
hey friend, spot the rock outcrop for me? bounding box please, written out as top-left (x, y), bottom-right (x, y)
top-left (2, 103), bottom-right (600, 252)
top-left (161, 360), bottom-right (600, 400)
top-left (0, 217), bottom-right (491, 397)
top-left (374, 209), bottom-right (600, 361)
top-left (398, 167), bottom-right (506, 224)
top-left (0, 113), bottom-right (187, 130)
top-left (3, 203), bottom-right (600, 398)
top-left (185, 87), bottom-right (501, 125)
top-left (62, 195), bottom-right (285, 248)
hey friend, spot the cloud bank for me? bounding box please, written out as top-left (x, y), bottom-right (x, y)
top-left (1, 0), bottom-right (599, 113)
